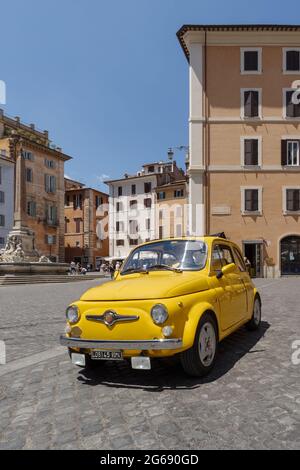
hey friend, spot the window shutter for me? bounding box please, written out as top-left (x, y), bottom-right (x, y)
top-left (287, 51), bottom-right (300, 71)
top-left (244, 140), bottom-right (253, 165)
top-left (286, 91), bottom-right (294, 117)
top-left (251, 91), bottom-right (259, 117)
top-left (281, 140), bottom-right (287, 166)
top-left (245, 190), bottom-right (252, 211)
top-left (286, 189), bottom-right (294, 211)
top-left (244, 91), bottom-right (251, 117)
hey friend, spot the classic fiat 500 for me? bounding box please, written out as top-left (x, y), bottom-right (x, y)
top-left (60, 237), bottom-right (261, 377)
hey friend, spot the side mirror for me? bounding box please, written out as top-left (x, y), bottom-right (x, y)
top-left (216, 262), bottom-right (236, 279)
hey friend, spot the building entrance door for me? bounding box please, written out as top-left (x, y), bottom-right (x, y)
top-left (243, 242), bottom-right (263, 278)
top-left (281, 236), bottom-right (300, 275)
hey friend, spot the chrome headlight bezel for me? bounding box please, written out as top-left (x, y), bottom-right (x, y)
top-left (66, 305), bottom-right (80, 324)
top-left (151, 304), bottom-right (169, 325)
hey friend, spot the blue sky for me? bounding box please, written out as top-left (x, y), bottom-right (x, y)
top-left (1, 0), bottom-right (299, 191)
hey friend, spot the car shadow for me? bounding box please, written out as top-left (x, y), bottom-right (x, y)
top-left (77, 321), bottom-right (270, 392)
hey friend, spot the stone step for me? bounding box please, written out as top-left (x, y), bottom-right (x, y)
top-left (0, 274), bottom-right (106, 286)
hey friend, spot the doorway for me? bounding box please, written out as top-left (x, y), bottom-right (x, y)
top-left (243, 242), bottom-right (263, 278)
top-left (281, 235), bottom-right (300, 275)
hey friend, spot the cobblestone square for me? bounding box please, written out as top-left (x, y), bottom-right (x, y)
top-left (0, 278), bottom-right (299, 449)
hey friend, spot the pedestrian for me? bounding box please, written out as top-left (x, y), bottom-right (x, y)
top-left (115, 261), bottom-right (121, 271)
top-left (70, 261), bottom-right (76, 275)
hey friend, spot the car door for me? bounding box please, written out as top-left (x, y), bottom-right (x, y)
top-left (232, 246), bottom-right (253, 320)
top-left (210, 243), bottom-right (247, 331)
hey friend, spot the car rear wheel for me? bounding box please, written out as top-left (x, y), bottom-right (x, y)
top-left (180, 313), bottom-right (218, 377)
top-left (246, 296), bottom-right (261, 331)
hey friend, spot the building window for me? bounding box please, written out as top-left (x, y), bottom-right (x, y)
top-left (176, 224), bottom-right (182, 237)
top-left (159, 226), bottom-right (164, 239)
top-left (241, 48), bottom-right (262, 74)
top-left (0, 237), bottom-right (5, 246)
top-left (116, 239), bottom-right (124, 246)
top-left (242, 188), bottom-right (262, 214)
top-left (26, 167), bottom-right (33, 182)
top-left (45, 159), bottom-right (56, 169)
top-left (148, 166), bottom-right (155, 173)
top-left (144, 182), bottom-right (152, 193)
top-left (284, 90), bottom-right (300, 118)
top-left (146, 218), bottom-right (151, 230)
top-left (174, 189), bottom-right (184, 198)
top-left (46, 205), bottom-right (57, 225)
top-left (0, 191), bottom-right (4, 203)
top-left (65, 194), bottom-right (70, 206)
top-left (118, 186), bottom-right (122, 196)
top-left (0, 214), bottom-right (5, 226)
top-left (116, 201), bottom-right (123, 212)
top-left (281, 140), bottom-right (300, 166)
top-left (22, 150), bottom-right (34, 161)
top-left (285, 188), bottom-right (300, 212)
top-left (283, 49), bottom-right (300, 73)
top-left (131, 184), bottom-right (136, 195)
top-left (65, 218), bottom-right (69, 233)
top-left (129, 219), bottom-right (138, 235)
top-left (242, 89), bottom-right (260, 118)
top-left (27, 201), bottom-right (36, 217)
top-left (95, 195), bottom-right (103, 208)
top-left (243, 138), bottom-right (260, 166)
top-left (129, 238), bottom-right (138, 246)
top-left (116, 221), bottom-right (124, 232)
top-left (73, 193), bottom-right (82, 209)
top-left (75, 218), bottom-right (81, 233)
top-left (144, 198), bottom-right (152, 208)
top-left (45, 235), bottom-right (57, 245)
top-left (157, 191), bottom-right (166, 200)
top-left (130, 200), bottom-right (137, 209)
top-left (45, 174), bottom-right (56, 193)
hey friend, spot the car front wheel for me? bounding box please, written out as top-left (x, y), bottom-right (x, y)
top-left (180, 313), bottom-right (218, 377)
top-left (246, 296), bottom-right (261, 331)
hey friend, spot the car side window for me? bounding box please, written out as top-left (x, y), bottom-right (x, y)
top-left (211, 245), bottom-right (223, 272)
top-left (218, 244), bottom-right (234, 267)
top-left (233, 248), bottom-right (246, 272)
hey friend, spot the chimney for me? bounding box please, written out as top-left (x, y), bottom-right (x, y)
top-left (43, 130), bottom-right (49, 138)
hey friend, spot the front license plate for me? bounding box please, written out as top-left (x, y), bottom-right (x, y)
top-left (91, 350), bottom-right (123, 360)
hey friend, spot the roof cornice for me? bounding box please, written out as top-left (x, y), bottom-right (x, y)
top-left (177, 24), bottom-right (300, 61)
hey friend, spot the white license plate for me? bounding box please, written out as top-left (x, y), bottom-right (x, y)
top-left (91, 350), bottom-right (123, 360)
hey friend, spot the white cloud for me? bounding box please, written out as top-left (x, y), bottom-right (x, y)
top-left (96, 174), bottom-right (110, 183)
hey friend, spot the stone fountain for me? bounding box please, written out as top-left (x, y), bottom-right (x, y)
top-left (0, 230), bottom-right (69, 274)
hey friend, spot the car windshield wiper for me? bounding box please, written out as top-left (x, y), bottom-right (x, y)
top-left (147, 264), bottom-right (182, 273)
top-left (121, 268), bottom-right (149, 276)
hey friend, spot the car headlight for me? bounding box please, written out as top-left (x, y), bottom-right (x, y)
top-left (66, 305), bottom-right (79, 324)
top-left (151, 304), bottom-right (168, 325)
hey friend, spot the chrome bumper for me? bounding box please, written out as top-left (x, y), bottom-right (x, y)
top-left (59, 335), bottom-right (183, 350)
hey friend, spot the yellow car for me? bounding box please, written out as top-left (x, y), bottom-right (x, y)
top-left (60, 236), bottom-right (261, 377)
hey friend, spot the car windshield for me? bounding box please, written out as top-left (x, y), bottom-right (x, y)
top-left (121, 240), bottom-right (208, 274)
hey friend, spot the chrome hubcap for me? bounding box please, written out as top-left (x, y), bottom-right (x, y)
top-left (198, 322), bottom-right (216, 367)
top-left (253, 299), bottom-right (261, 325)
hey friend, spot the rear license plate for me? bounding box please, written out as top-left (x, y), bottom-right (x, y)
top-left (91, 350), bottom-right (123, 360)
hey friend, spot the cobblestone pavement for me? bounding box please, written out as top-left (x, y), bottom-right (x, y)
top-left (0, 278), bottom-right (300, 450)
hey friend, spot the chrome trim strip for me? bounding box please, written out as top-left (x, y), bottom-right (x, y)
top-left (86, 312), bottom-right (139, 326)
top-left (59, 335), bottom-right (183, 350)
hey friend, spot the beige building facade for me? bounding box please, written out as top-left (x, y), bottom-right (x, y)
top-left (178, 24), bottom-right (300, 277)
top-left (0, 110), bottom-right (71, 262)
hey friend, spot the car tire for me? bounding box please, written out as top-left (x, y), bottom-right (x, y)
top-left (246, 296), bottom-right (261, 331)
top-left (180, 312), bottom-right (218, 377)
